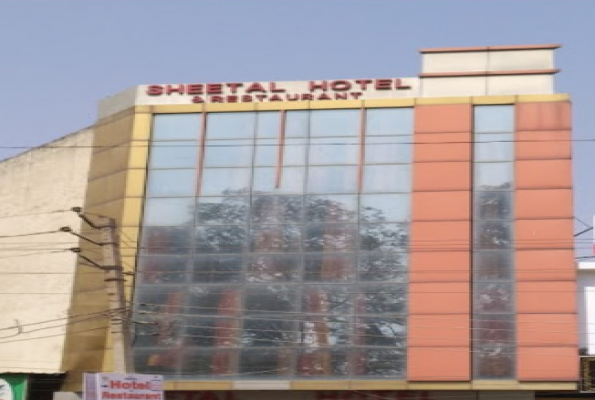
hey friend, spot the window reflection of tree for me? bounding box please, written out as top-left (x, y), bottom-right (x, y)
top-left (476, 222), bottom-right (511, 249)
top-left (476, 347), bottom-right (514, 378)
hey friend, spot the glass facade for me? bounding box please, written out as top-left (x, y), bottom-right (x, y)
top-left (134, 108), bottom-right (413, 379)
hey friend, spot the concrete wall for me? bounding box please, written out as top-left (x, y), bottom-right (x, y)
top-left (0, 129), bottom-right (93, 373)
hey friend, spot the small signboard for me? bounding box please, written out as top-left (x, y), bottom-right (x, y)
top-left (84, 373), bottom-right (163, 400)
top-left (0, 375), bottom-right (27, 400)
top-left (581, 356), bottom-right (595, 393)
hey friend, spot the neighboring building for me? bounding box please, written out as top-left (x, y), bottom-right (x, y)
top-left (0, 129), bottom-right (93, 399)
top-left (0, 44), bottom-right (577, 400)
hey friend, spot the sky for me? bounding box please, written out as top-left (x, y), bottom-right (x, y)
top-left (1, 0), bottom-right (594, 253)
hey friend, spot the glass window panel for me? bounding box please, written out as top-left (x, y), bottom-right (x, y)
top-left (245, 285), bottom-right (297, 314)
top-left (133, 314), bottom-right (184, 348)
top-left (251, 224), bottom-right (301, 253)
top-left (253, 167), bottom-right (305, 194)
top-left (184, 316), bottom-right (240, 347)
top-left (473, 282), bottom-right (514, 313)
top-left (241, 316), bottom-right (295, 347)
top-left (153, 113), bottom-right (201, 141)
top-left (254, 139), bottom-right (278, 166)
top-left (475, 191), bottom-right (512, 221)
top-left (141, 226), bottom-right (193, 254)
top-left (197, 196), bottom-right (249, 225)
top-left (303, 254), bottom-right (356, 282)
top-left (195, 225), bottom-right (247, 254)
top-left (239, 348), bottom-right (291, 376)
top-left (149, 142), bottom-right (199, 169)
top-left (146, 169), bottom-right (196, 197)
top-left (285, 110), bottom-right (309, 137)
top-left (193, 255), bottom-right (243, 283)
top-left (298, 349), bottom-right (349, 377)
top-left (306, 195), bottom-right (357, 223)
top-left (474, 251), bottom-right (513, 281)
top-left (361, 194), bottom-right (410, 223)
top-left (284, 138), bottom-right (308, 165)
top-left (135, 286), bottom-right (186, 315)
top-left (474, 346), bottom-right (515, 379)
top-left (206, 112), bottom-right (255, 139)
top-left (302, 286), bottom-right (353, 315)
top-left (358, 252), bottom-right (408, 282)
top-left (360, 223), bottom-right (409, 252)
top-left (310, 109), bottom-right (359, 137)
top-left (355, 317), bottom-right (406, 347)
top-left (304, 224), bottom-right (357, 252)
top-left (366, 108), bottom-right (414, 136)
top-left (181, 349), bottom-right (236, 376)
top-left (357, 285), bottom-right (407, 314)
top-left (134, 349), bottom-right (182, 376)
top-left (474, 162), bottom-right (513, 191)
top-left (363, 165), bottom-right (411, 193)
top-left (474, 105), bottom-right (514, 133)
top-left (256, 111), bottom-right (280, 138)
top-left (365, 136), bottom-right (412, 164)
top-left (301, 317), bottom-right (352, 347)
top-left (247, 255), bottom-right (301, 282)
top-left (186, 286), bottom-right (241, 316)
top-left (201, 168), bottom-right (251, 196)
top-left (309, 137), bottom-right (358, 165)
top-left (204, 139), bottom-right (253, 167)
top-left (137, 255), bottom-right (189, 284)
top-left (307, 166), bottom-right (358, 194)
top-left (252, 196), bottom-right (302, 224)
top-left (144, 198), bottom-right (195, 226)
top-left (353, 348), bottom-right (405, 378)
top-left (475, 133), bottom-right (514, 162)
top-left (474, 315), bottom-right (514, 346)
top-left (475, 221), bottom-right (512, 250)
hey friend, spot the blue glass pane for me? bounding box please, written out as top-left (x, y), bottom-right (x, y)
top-left (365, 136), bottom-right (412, 164)
top-left (197, 196), bottom-right (249, 225)
top-left (204, 139), bottom-right (253, 167)
top-left (201, 168), bottom-right (251, 196)
top-left (361, 194), bottom-right (410, 222)
top-left (256, 111), bottom-right (280, 138)
top-left (310, 137), bottom-right (358, 165)
top-left (149, 142), bottom-right (199, 169)
top-left (284, 138), bottom-right (308, 165)
top-left (310, 109), bottom-right (359, 137)
top-left (474, 105), bottom-right (514, 133)
top-left (306, 195), bottom-right (357, 223)
top-left (144, 198), bottom-right (195, 226)
top-left (146, 169), bottom-right (196, 197)
top-left (474, 163), bottom-right (513, 191)
top-left (366, 108), bottom-right (413, 135)
top-left (153, 113), bottom-right (201, 141)
top-left (253, 167), bottom-right (305, 194)
top-left (363, 165), bottom-right (411, 193)
top-left (475, 133), bottom-right (514, 162)
top-left (285, 110), bottom-right (309, 137)
top-left (307, 166), bottom-right (358, 193)
top-left (254, 139), bottom-right (278, 166)
top-left (207, 112), bottom-right (255, 139)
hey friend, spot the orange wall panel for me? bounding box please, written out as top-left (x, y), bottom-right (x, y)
top-left (517, 314), bottom-right (577, 347)
top-left (517, 347), bottom-right (578, 381)
top-left (415, 132), bottom-right (472, 162)
top-left (516, 130), bottom-right (571, 160)
top-left (409, 282), bottom-right (470, 314)
top-left (516, 159), bottom-right (572, 189)
top-left (409, 314), bottom-right (469, 347)
top-left (516, 102), bottom-right (571, 132)
top-left (409, 251), bottom-right (469, 283)
top-left (410, 221), bottom-right (471, 252)
top-left (412, 191), bottom-right (471, 221)
top-left (415, 104), bottom-right (472, 133)
top-left (515, 189), bottom-right (573, 220)
top-left (413, 162), bottom-right (471, 192)
top-left (517, 281), bottom-right (576, 314)
top-left (408, 347), bottom-right (470, 381)
top-left (515, 249), bottom-right (576, 282)
top-left (515, 219), bottom-right (574, 250)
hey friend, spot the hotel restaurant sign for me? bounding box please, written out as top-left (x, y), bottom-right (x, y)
top-left (144, 78), bottom-right (414, 104)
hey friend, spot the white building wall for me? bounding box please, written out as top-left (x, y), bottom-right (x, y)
top-left (0, 129), bottom-right (93, 373)
top-left (578, 261), bottom-right (595, 355)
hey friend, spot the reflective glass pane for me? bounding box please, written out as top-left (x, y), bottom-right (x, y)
top-left (353, 348), bottom-right (405, 377)
top-left (133, 313), bottom-right (184, 348)
top-left (204, 140), bottom-right (253, 167)
top-left (365, 136), bottom-right (412, 164)
top-left (186, 286), bottom-right (241, 316)
top-left (181, 349), bottom-right (236, 376)
top-left (144, 198), bottom-right (195, 226)
top-left (251, 224), bottom-right (301, 253)
top-left (473, 283), bottom-right (514, 313)
top-left (141, 226), bottom-right (193, 254)
top-left (310, 109), bottom-right (359, 137)
top-left (363, 165), bottom-right (411, 193)
top-left (239, 348), bottom-right (291, 376)
top-left (306, 195), bottom-right (357, 223)
top-left (307, 166), bottom-right (358, 193)
top-left (245, 285), bottom-right (297, 314)
top-left (475, 221), bottom-right (512, 250)
top-left (474, 163), bottom-right (513, 191)
top-left (134, 349), bottom-right (182, 376)
top-left (193, 255), bottom-right (243, 283)
top-left (474, 346), bottom-right (514, 379)
top-left (475, 133), bottom-right (514, 162)
top-left (358, 252), bottom-right (408, 282)
top-left (303, 286), bottom-right (353, 314)
top-left (474, 314), bottom-right (514, 346)
top-left (206, 112), bottom-right (255, 139)
top-left (309, 137), bottom-right (358, 165)
top-left (304, 224), bottom-right (357, 252)
top-left (474, 251), bottom-right (513, 281)
top-left (153, 114), bottom-right (201, 141)
top-left (149, 142), bottom-right (199, 169)
top-left (184, 316), bottom-right (240, 347)
top-left (252, 196), bottom-right (302, 224)
top-left (360, 223), bottom-right (409, 252)
top-left (256, 111), bottom-right (280, 138)
top-left (137, 255), bottom-right (189, 284)
top-left (254, 139), bottom-right (278, 166)
top-left (247, 254), bottom-right (301, 282)
top-left (253, 167), bottom-right (305, 194)
top-left (285, 110), bottom-right (309, 137)
top-left (366, 108), bottom-right (413, 136)
top-left (195, 225), bottom-right (247, 253)
top-left (475, 191), bottom-right (512, 220)
top-left (146, 169), bottom-right (196, 197)
top-left (241, 316), bottom-right (295, 346)
top-left (135, 286), bottom-right (186, 315)
top-left (201, 168), bottom-right (251, 196)
top-left (361, 194), bottom-right (410, 222)
top-left (357, 285), bottom-right (407, 314)
top-left (303, 254), bottom-right (356, 282)
top-left (284, 138), bottom-right (308, 165)
top-left (298, 349), bottom-right (349, 377)
top-left (355, 317), bottom-right (406, 346)
top-left (474, 105), bottom-right (514, 133)
top-left (197, 196), bottom-right (249, 225)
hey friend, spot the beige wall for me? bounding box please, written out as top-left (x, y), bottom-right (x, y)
top-left (0, 129), bottom-right (93, 373)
